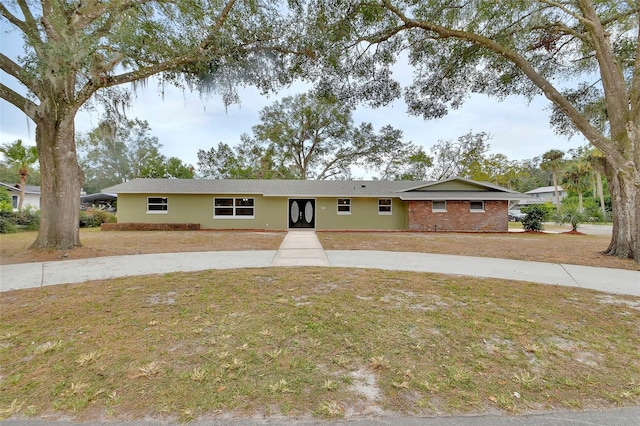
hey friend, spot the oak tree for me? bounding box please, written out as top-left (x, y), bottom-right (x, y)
top-left (199, 93), bottom-right (420, 180)
top-left (1, 0), bottom-right (306, 249)
top-left (303, 0), bottom-right (639, 261)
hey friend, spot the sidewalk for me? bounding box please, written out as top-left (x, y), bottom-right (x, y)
top-left (1, 231), bottom-right (639, 296)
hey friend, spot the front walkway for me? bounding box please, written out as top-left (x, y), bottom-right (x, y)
top-left (270, 230), bottom-right (330, 267)
top-left (1, 231), bottom-right (638, 296)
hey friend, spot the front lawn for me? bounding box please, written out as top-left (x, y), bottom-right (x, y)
top-left (1, 268), bottom-right (639, 421)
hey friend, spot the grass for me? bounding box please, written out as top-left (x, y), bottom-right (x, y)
top-left (2, 227), bottom-right (638, 271)
top-left (1, 268), bottom-right (639, 421)
top-left (317, 231), bottom-right (639, 271)
top-left (0, 228), bottom-right (286, 265)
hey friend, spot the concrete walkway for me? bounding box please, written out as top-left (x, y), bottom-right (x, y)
top-left (270, 230), bottom-right (330, 266)
top-left (1, 231), bottom-right (639, 296)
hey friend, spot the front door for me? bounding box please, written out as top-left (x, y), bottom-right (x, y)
top-left (289, 199), bottom-right (315, 228)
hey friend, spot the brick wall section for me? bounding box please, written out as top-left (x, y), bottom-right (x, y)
top-left (408, 200), bottom-right (508, 232)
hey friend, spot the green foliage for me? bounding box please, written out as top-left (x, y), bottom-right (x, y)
top-left (0, 189), bottom-right (39, 233)
top-left (0, 140), bottom-right (38, 171)
top-left (552, 204), bottom-right (600, 232)
top-left (0, 212), bottom-right (17, 234)
top-left (14, 207), bottom-right (40, 231)
top-left (520, 205), bottom-right (548, 232)
top-left (0, 187), bottom-right (12, 212)
top-left (79, 209), bottom-right (117, 228)
top-left (197, 92), bottom-right (419, 180)
top-left (0, 188), bottom-right (16, 233)
top-left (78, 118), bottom-right (194, 192)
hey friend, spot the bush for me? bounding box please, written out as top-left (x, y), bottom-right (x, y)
top-left (101, 223), bottom-right (200, 231)
top-left (14, 207), bottom-right (40, 230)
top-left (79, 209), bottom-right (117, 228)
top-left (552, 203), bottom-right (600, 232)
top-left (521, 204), bottom-right (547, 232)
top-left (0, 211), bottom-right (16, 234)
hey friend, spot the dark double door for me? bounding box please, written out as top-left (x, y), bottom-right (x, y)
top-left (289, 199), bottom-right (315, 229)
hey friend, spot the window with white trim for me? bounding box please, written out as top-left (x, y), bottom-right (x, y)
top-left (147, 197), bottom-right (168, 214)
top-left (214, 197), bottom-right (255, 218)
top-left (378, 198), bottom-right (392, 215)
top-left (432, 200), bottom-right (447, 212)
top-left (337, 198), bottom-right (351, 214)
top-left (11, 195), bottom-right (18, 209)
top-left (470, 201), bottom-right (485, 212)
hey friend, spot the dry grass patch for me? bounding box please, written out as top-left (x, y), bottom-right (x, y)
top-left (0, 229), bottom-right (285, 265)
top-left (1, 268), bottom-right (639, 421)
top-left (318, 232), bottom-right (639, 271)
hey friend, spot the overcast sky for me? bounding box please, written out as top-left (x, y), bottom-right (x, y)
top-left (1, 18), bottom-right (588, 178)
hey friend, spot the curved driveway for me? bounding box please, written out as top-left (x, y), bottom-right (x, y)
top-left (1, 231), bottom-right (638, 296)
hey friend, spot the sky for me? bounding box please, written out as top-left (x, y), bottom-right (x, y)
top-left (0, 78), bottom-right (587, 173)
top-left (1, 19), bottom-right (588, 178)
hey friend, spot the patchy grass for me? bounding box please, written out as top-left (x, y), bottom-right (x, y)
top-left (1, 268), bottom-right (639, 421)
top-left (2, 227), bottom-right (636, 271)
top-left (0, 229), bottom-right (285, 265)
top-left (317, 232), bottom-right (639, 271)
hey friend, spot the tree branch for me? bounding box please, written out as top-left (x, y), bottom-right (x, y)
top-left (0, 2), bottom-right (26, 30)
top-left (201, 0), bottom-right (239, 51)
top-left (0, 82), bottom-right (38, 121)
top-left (0, 53), bottom-right (39, 96)
top-left (536, 0), bottom-right (595, 26)
top-left (16, 0), bottom-right (39, 34)
top-left (380, 0), bottom-right (625, 167)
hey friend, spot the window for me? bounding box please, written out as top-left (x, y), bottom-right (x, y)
top-left (337, 198), bottom-right (351, 214)
top-left (147, 197), bottom-right (168, 214)
top-left (432, 200), bottom-right (447, 212)
top-left (214, 197), bottom-right (255, 218)
top-left (11, 195), bottom-right (18, 209)
top-left (470, 201), bottom-right (485, 212)
top-left (378, 198), bottom-right (392, 215)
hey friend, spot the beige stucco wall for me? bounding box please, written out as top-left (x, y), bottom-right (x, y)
top-left (116, 193), bottom-right (287, 230)
top-left (116, 194), bottom-right (408, 230)
top-left (314, 197), bottom-right (407, 230)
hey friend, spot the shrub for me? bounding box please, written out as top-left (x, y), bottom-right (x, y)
top-left (520, 204), bottom-right (547, 232)
top-left (14, 207), bottom-right (40, 230)
top-left (101, 223), bottom-right (200, 231)
top-left (79, 209), bottom-right (117, 228)
top-left (0, 211), bottom-right (16, 234)
top-left (552, 203), bottom-right (599, 232)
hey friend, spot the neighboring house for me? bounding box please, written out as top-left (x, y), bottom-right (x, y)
top-left (103, 177), bottom-right (528, 232)
top-left (524, 186), bottom-right (567, 205)
top-left (0, 182), bottom-right (41, 210)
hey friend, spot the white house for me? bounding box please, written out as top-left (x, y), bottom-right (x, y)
top-left (0, 182), bottom-right (41, 210)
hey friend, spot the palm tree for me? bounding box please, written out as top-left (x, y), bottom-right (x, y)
top-left (562, 162), bottom-right (591, 209)
top-left (0, 140), bottom-right (38, 210)
top-left (584, 148), bottom-right (607, 215)
top-left (540, 149), bottom-right (565, 211)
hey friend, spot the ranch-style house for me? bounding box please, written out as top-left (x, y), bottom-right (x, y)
top-left (103, 176), bottom-right (527, 232)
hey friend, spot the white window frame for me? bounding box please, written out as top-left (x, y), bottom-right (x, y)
top-left (147, 197), bottom-right (168, 214)
top-left (214, 197), bottom-right (255, 219)
top-left (470, 201), bottom-right (485, 212)
top-left (378, 198), bottom-right (392, 215)
top-left (337, 198), bottom-right (351, 215)
top-left (11, 195), bottom-right (18, 209)
top-left (432, 200), bottom-right (447, 212)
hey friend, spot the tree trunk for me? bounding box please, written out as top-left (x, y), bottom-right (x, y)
top-left (552, 171), bottom-right (561, 211)
top-left (32, 115), bottom-right (84, 250)
top-left (604, 164), bottom-right (639, 262)
top-left (18, 169), bottom-right (27, 210)
top-left (595, 171), bottom-right (606, 213)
